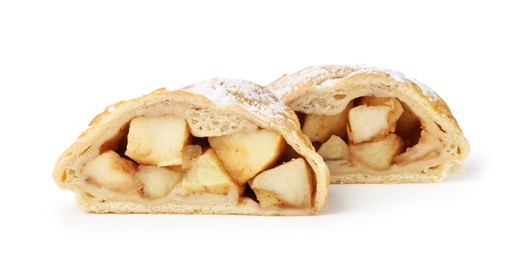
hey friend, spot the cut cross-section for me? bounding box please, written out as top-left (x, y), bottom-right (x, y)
top-left (82, 151), bottom-right (140, 192)
top-left (395, 103), bottom-right (422, 148)
top-left (136, 166), bottom-right (183, 199)
top-left (125, 115), bottom-right (190, 167)
top-left (349, 105), bottom-right (391, 143)
top-left (360, 97), bottom-right (404, 132)
top-left (250, 158), bottom-right (313, 209)
top-left (209, 129), bottom-right (286, 185)
top-left (394, 130), bottom-right (444, 164)
top-left (181, 148), bottom-right (242, 196)
top-left (301, 103), bottom-right (351, 142)
top-left (317, 135), bottom-right (349, 160)
top-left (349, 134), bottom-right (404, 170)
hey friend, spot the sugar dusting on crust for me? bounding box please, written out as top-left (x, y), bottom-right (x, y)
top-left (409, 78), bottom-right (440, 102)
top-left (348, 64), bottom-right (407, 82)
top-left (184, 78), bottom-right (290, 123)
top-left (271, 66), bottom-right (333, 98)
top-left (319, 79), bottom-right (340, 88)
top-left (272, 65), bottom-right (439, 102)
top-left (313, 65), bottom-right (408, 88)
top-left (272, 65), bottom-right (407, 98)
top-left (106, 104), bottom-right (117, 112)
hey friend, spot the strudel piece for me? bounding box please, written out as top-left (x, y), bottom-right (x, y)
top-left (53, 79), bottom-right (328, 215)
top-left (270, 65), bottom-right (469, 183)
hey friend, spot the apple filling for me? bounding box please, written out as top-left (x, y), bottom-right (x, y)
top-left (301, 96), bottom-right (443, 174)
top-left (81, 115), bottom-right (314, 210)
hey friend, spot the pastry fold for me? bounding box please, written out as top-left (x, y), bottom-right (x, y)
top-left (53, 79), bottom-right (329, 215)
top-left (269, 65), bottom-right (469, 183)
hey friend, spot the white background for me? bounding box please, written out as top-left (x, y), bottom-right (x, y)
top-left (1, 0), bottom-right (522, 259)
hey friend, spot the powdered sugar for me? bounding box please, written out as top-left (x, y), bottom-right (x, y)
top-left (185, 79), bottom-right (240, 106)
top-left (272, 65), bottom-right (439, 102)
top-left (272, 65), bottom-right (408, 98)
top-left (184, 78), bottom-right (290, 122)
top-left (271, 66), bottom-right (332, 98)
top-left (319, 78), bottom-right (341, 88)
top-left (409, 78), bottom-right (440, 102)
top-left (348, 65), bottom-right (407, 82)
top-left (105, 104), bottom-right (117, 112)
top-left (314, 65), bottom-right (408, 90)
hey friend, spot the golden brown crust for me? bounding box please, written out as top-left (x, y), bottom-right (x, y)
top-left (54, 79), bottom-right (329, 215)
top-left (269, 65), bottom-right (470, 183)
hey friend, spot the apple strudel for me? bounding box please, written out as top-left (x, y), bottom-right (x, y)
top-left (269, 65), bottom-right (469, 183)
top-left (53, 79), bottom-right (329, 215)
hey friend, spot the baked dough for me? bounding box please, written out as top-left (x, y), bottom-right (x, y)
top-left (53, 79), bottom-right (329, 215)
top-left (269, 65), bottom-right (469, 183)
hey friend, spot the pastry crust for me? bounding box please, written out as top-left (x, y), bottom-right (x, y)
top-left (269, 65), bottom-right (469, 183)
top-left (53, 79), bottom-right (329, 215)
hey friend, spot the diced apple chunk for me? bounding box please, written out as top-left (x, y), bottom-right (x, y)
top-left (250, 158), bottom-right (313, 209)
top-left (349, 105), bottom-right (391, 143)
top-left (125, 115), bottom-right (190, 167)
top-left (394, 130), bottom-right (443, 164)
top-left (360, 96), bottom-right (404, 131)
top-left (349, 134), bottom-right (404, 170)
top-left (317, 135), bottom-right (349, 160)
top-left (137, 166), bottom-right (183, 199)
top-left (181, 145), bottom-right (202, 170)
top-left (209, 129), bottom-right (285, 185)
top-left (251, 189), bottom-right (283, 208)
top-left (82, 151), bottom-right (140, 192)
top-left (301, 103), bottom-right (351, 142)
top-left (181, 149), bottom-right (241, 196)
